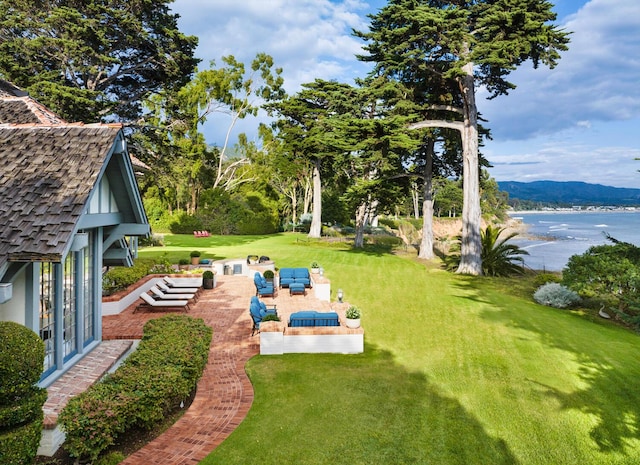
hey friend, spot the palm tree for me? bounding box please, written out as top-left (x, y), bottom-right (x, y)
top-left (445, 225), bottom-right (528, 276)
top-left (480, 225), bottom-right (529, 276)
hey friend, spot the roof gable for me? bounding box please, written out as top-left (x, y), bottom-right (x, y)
top-left (0, 125), bottom-right (123, 265)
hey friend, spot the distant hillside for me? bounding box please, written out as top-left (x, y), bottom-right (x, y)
top-left (497, 180), bottom-right (640, 206)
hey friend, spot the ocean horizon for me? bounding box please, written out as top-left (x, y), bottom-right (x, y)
top-left (509, 210), bottom-right (639, 272)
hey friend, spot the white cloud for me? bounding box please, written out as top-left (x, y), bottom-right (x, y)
top-left (479, 0), bottom-right (640, 141)
top-left (173, 0), bottom-right (373, 92)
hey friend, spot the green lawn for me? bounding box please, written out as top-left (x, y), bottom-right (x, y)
top-left (141, 234), bottom-right (640, 465)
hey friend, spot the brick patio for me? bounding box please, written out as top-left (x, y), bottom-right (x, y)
top-left (44, 274), bottom-right (347, 464)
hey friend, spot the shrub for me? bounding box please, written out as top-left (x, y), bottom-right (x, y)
top-left (261, 313), bottom-right (281, 322)
top-left (0, 322), bottom-right (45, 399)
top-left (178, 258), bottom-right (189, 265)
top-left (263, 269), bottom-right (274, 279)
top-left (533, 283), bottom-right (581, 309)
top-left (168, 212), bottom-right (204, 235)
top-left (59, 315), bottom-right (212, 462)
top-left (533, 273), bottom-right (562, 287)
top-left (0, 420), bottom-right (45, 465)
top-left (562, 237), bottom-right (640, 328)
top-left (0, 322), bottom-right (47, 465)
top-left (190, 250), bottom-right (201, 258)
top-left (202, 270), bottom-right (214, 279)
top-left (102, 258), bottom-right (172, 295)
top-left (346, 306), bottom-right (361, 319)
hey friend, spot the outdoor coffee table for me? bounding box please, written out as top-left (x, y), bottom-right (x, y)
top-left (289, 283), bottom-right (306, 296)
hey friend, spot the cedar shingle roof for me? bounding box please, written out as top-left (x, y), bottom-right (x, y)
top-left (0, 81), bottom-right (66, 126)
top-left (0, 124), bottom-right (121, 266)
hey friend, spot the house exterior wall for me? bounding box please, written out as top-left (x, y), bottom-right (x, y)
top-left (0, 269), bottom-right (26, 324)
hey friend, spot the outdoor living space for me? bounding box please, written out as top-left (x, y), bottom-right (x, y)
top-left (39, 273), bottom-right (363, 460)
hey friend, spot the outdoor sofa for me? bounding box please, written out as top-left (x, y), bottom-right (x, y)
top-left (289, 311), bottom-right (339, 327)
top-left (279, 267), bottom-right (311, 288)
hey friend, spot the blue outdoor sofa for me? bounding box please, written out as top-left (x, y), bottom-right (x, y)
top-left (279, 267), bottom-right (311, 288)
top-left (289, 311), bottom-right (340, 327)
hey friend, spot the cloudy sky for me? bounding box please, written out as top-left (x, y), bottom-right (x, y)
top-left (171, 0), bottom-right (640, 188)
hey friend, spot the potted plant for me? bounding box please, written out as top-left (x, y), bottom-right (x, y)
top-left (310, 261), bottom-right (320, 274)
top-left (345, 305), bottom-right (361, 329)
top-left (178, 258), bottom-right (189, 271)
top-left (202, 270), bottom-right (216, 289)
top-left (190, 250), bottom-right (201, 265)
top-left (263, 269), bottom-right (274, 284)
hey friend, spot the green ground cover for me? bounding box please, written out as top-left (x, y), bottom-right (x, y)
top-left (141, 234), bottom-right (640, 465)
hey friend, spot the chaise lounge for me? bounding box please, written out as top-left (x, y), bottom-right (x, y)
top-left (135, 291), bottom-right (191, 313)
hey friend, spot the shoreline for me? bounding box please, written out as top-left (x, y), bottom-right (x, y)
top-left (509, 208), bottom-right (639, 215)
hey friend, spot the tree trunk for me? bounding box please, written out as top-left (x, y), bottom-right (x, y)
top-left (354, 202), bottom-right (368, 248)
top-left (412, 181), bottom-right (420, 219)
top-left (455, 61), bottom-right (483, 275)
top-left (418, 138), bottom-right (435, 259)
top-left (308, 158), bottom-right (322, 238)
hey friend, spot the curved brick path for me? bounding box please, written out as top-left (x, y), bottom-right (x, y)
top-left (104, 276), bottom-right (260, 465)
top-left (101, 274), bottom-right (334, 465)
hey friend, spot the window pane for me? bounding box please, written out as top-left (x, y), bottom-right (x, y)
top-left (40, 264), bottom-right (55, 373)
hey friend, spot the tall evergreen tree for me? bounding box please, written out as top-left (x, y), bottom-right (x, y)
top-left (356, 0), bottom-right (570, 274)
top-left (0, 0), bottom-right (199, 122)
top-left (269, 80), bottom-right (354, 239)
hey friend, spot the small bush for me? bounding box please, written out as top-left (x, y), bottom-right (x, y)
top-left (261, 313), bottom-right (281, 322)
top-left (533, 283), bottom-right (581, 309)
top-left (0, 322), bottom-right (46, 465)
top-left (0, 322), bottom-right (45, 400)
top-left (202, 270), bottom-right (214, 279)
top-left (533, 273), bottom-right (562, 287)
top-left (102, 258), bottom-right (172, 295)
top-left (263, 269), bottom-right (274, 279)
top-left (0, 419), bottom-right (44, 465)
top-left (346, 306), bottom-right (361, 319)
top-left (59, 315), bottom-right (212, 462)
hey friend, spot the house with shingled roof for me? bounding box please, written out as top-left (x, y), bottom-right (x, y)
top-left (0, 80), bottom-right (149, 385)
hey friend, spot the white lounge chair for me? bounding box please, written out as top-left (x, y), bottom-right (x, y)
top-left (149, 285), bottom-right (197, 302)
top-left (134, 292), bottom-right (190, 313)
top-left (157, 281), bottom-right (200, 295)
top-left (163, 276), bottom-right (202, 289)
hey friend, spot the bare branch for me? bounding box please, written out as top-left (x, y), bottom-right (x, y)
top-left (408, 120), bottom-right (464, 132)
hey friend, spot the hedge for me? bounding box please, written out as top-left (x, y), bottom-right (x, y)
top-left (59, 315), bottom-right (212, 462)
top-left (0, 322), bottom-right (45, 400)
top-left (0, 419), bottom-right (44, 465)
top-left (0, 322), bottom-right (46, 465)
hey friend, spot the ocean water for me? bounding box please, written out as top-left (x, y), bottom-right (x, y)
top-left (509, 211), bottom-right (640, 271)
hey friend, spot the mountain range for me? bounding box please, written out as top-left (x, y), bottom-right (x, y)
top-left (497, 180), bottom-right (640, 206)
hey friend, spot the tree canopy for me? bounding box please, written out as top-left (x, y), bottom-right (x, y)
top-left (0, 0), bottom-right (199, 122)
top-left (356, 0), bottom-right (570, 274)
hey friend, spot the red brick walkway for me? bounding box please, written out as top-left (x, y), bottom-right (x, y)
top-left (105, 276), bottom-right (259, 465)
top-left (103, 274), bottom-right (336, 465)
top-left (44, 274), bottom-right (338, 464)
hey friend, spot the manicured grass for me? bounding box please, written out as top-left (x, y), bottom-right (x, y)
top-left (142, 234), bottom-right (640, 465)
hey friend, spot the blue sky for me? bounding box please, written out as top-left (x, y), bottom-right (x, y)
top-left (171, 0), bottom-right (640, 188)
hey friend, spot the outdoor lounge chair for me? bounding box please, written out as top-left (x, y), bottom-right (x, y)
top-left (134, 292), bottom-right (191, 313)
top-left (149, 285), bottom-right (198, 302)
top-left (163, 276), bottom-right (202, 289)
top-left (157, 281), bottom-right (200, 297)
